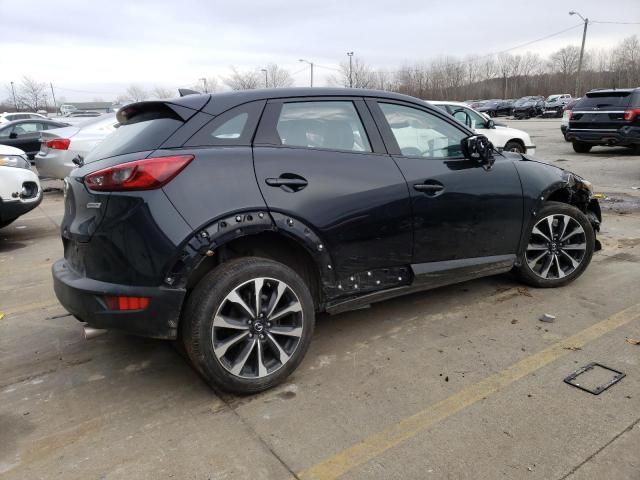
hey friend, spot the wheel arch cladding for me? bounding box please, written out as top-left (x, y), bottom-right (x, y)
top-left (164, 210), bottom-right (335, 308)
top-left (514, 160), bottom-right (602, 254)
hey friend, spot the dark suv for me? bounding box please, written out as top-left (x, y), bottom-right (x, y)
top-left (566, 88), bottom-right (640, 153)
top-left (53, 88), bottom-right (601, 394)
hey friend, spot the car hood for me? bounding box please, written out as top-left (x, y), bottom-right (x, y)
top-left (0, 144), bottom-right (27, 156)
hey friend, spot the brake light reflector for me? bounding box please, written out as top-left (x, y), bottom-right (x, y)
top-left (84, 155), bottom-right (193, 191)
top-left (46, 138), bottom-right (71, 150)
top-left (105, 296), bottom-right (150, 311)
top-left (623, 108), bottom-right (640, 121)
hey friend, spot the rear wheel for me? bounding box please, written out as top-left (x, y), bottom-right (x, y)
top-left (572, 142), bottom-right (592, 153)
top-left (514, 202), bottom-right (595, 288)
top-left (181, 257), bottom-right (315, 394)
top-left (504, 141), bottom-right (525, 154)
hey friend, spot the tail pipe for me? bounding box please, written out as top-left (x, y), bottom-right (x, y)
top-left (83, 325), bottom-right (108, 340)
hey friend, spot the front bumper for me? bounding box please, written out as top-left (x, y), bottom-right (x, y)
top-left (52, 259), bottom-right (186, 339)
top-left (565, 126), bottom-right (640, 146)
top-left (0, 194), bottom-right (42, 223)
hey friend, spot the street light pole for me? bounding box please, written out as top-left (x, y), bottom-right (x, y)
top-left (261, 68), bottom-right (268, 88)
top-left (347, 52), bottom-right (354, 88)
top-left (299, 59), bottom-right (314, 87)
top-left (200, 77), bottom-right (208, 93)
top-left (569, 10), bottom-right (589, 97)
top-left (10, 81), bottom-right (18, 111)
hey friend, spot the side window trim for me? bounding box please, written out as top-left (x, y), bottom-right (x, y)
top-left (366, 98), bottom-right (470, 159)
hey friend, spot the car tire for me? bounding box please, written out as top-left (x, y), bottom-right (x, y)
top-left (504, 141), bottom-right (525, 153)
top-left (181, 257), bottom-right (315, 394)
top-left (572, 142), bottom-right (592, 153)
top-left (514, 201), bottom-right (595, 288)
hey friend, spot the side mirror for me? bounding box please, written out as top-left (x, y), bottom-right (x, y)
top-left (9, 132), bottom-right (18, 139)
top-left (461, 135), bottom-right (495, 169)
top-left (486, 119), bottom-right (495, 129)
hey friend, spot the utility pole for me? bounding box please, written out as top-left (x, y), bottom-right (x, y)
top-left (299, 59), bottom-right (314, 87)
top-left (569, 10), bottom-right (589, 97)
top-left (261, 68), bottom-right (268, 88)
top-left (10, 81), bottom-right (18, 111)
top-left (50, 82), bottom-right (57, 113)
top-left (347, 52), bottom-right (354, 88)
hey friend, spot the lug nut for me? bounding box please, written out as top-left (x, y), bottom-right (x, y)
top-left (267, 322), bottom-right (271, 327)
top-left (247, 319), bottom-right (252, 325)
top-left (249, 333), bottom-right (254, 338)
top-left (259, 334), bottom-right (265, 340)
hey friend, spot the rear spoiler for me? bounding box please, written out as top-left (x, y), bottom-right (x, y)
top-left (178, 88), bottom-right (200, 97)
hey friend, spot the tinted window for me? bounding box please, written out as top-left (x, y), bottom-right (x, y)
top-left (84, 113), bottom-right (182, 163)
top-left (275, 101), bottom-right (371, 152)
top-left (186, 101), bottom-right (264, 147)
top-left (576, 92), bottom-right (632, 109)
top-left (379, 103), bottom-right (466, 158)
top-left (11, 122), bottom-right (43, 134)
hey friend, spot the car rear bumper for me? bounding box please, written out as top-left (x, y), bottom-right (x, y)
top-left (566, 126), bottom-right (640, 146)
top-left (52, 259), bottom-right (186, 339)
top-left (35, 151), bottom-right (75, 180)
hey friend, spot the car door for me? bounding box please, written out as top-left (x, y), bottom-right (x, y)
top-left (366, 99), bottom-right (523, 267)
top-left (253, 97), bottom-right (412, 279)
top-left (6, 121), bottom-right (44, 156)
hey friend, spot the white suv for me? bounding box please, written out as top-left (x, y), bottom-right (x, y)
top-left (0, 145), bottom-right (42, 227)
top-left (429, 101), bottom-right (536, 154)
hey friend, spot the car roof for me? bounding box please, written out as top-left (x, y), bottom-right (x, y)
top-left (427, 100), bottom-right (467, 106)
top-left (586, 88), bottom-right (637, 95)
top-left (135, 88), bottom-right (438, 117)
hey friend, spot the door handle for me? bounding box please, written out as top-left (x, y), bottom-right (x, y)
top-left (265, 175), bottom-right (308, 193)
top-left (413, 183), bottom-right (445, 196)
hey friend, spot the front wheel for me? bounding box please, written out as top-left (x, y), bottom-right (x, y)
top-left (504, 141), bottom-right (525, 153)
top-left (573, 142), bottom-right (592, 153)
top-left (514, 202), bottom-right (595, 288)
top-left (181, 257), bottom-right (315, 394)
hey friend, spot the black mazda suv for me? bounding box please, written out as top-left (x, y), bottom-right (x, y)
top-left (53, 88), bottom-right (601, 394)
top-left (566, 88), bottom-right (640, 153)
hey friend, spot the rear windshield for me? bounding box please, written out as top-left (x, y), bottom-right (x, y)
top-left (84, 113), bottom-right (182, 163)
top-left (576, 92), bottom-right (633, 109)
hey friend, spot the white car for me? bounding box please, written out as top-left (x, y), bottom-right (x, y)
top-left (0, 112), bottom-right (48, 124)
top-left (35, 113), bottom-right (118, 180)
top-left (428, 101), bottom-right (536, 155)
top-left (0, 145), bottom-right (42, 227)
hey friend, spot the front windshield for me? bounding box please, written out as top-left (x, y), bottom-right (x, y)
top-left (546, 95), bottom-right (560, 102)
top-left (514, 97), bottom-right (533, 106)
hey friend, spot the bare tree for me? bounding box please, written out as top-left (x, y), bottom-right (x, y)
top-left (120, 84), bottom-right (149, 103)
top-left (223, 67), bottom-right (261, 90)
top-left (192, 77), bottom-right (219, 93)
top-left (15, 76), bottom-right (49, 111)
top-left (264, 64), bottom-right (293, 88)
top-left (548, 46), bottom-right (582, 77)
top-left (151, 86), bottom-right (175, 99)
top-left (330, 56), bottom-right (376, 88)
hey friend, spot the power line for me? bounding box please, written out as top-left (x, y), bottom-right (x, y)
top-left (591, 21), bottom-right (640, 25)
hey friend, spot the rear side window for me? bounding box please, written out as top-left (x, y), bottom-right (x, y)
top-left (186, 101), bottom-right (264, 147)
top-left (275, 101), bottom-right (371, 152)
top-left (576, 92), bottom-right (632, 109)
top-left (84, 109), bottom-right (183, 163)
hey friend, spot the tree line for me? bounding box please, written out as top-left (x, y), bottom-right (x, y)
top-left (3, 35), bottom-right (638, 112)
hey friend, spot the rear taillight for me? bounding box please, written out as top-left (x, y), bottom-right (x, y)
top-left (623, 108), bottom-right (640, 121)
top-left (104, 295), bottom-right (150, 311)
top-left (46, 138), bottom-right (70, 150)
top-left (84, 155), bottom-right (193, 192)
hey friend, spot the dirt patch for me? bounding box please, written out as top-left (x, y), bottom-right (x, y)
top-left (599, 193), bottom-right (640, 215)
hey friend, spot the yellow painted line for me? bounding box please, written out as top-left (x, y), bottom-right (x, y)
top-left (2, 300), bottom-right (60, 316)
top-left (299, 303), bottom-right (640, 480)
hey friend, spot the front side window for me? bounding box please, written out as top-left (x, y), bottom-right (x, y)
top-left (276, 101), bottom-right (371, 152)
top-left (379, 103), bottom-right (466, 159)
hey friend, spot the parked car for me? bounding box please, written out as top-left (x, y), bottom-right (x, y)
top-left (0, 112), bottom-right (48, 124)
top-left (430, 101), bottom-right (535, 154)
top-left (512, 96), bottom-right (545, 119)
top-left (65, 111), bottom-right (103, 118)
top-left (0, 119), bottom-right (70, 159)
top-left (566, 88), bottom-right (640, 153)
top-left (53, 88), bottom-right (601, 394)
top-left (0, 145), bottom-right (42, 227)
top-left (560, 97), bottom-right (582, 141)
top-left (477, 100), bottom-right (513, 117)
top-left (542, 94), bottom-right (572, 118)
top-left (36, 113), bottom-right (118, 180)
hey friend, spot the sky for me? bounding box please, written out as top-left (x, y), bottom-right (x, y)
top-left (1, 0), bottom-right (639, 101)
